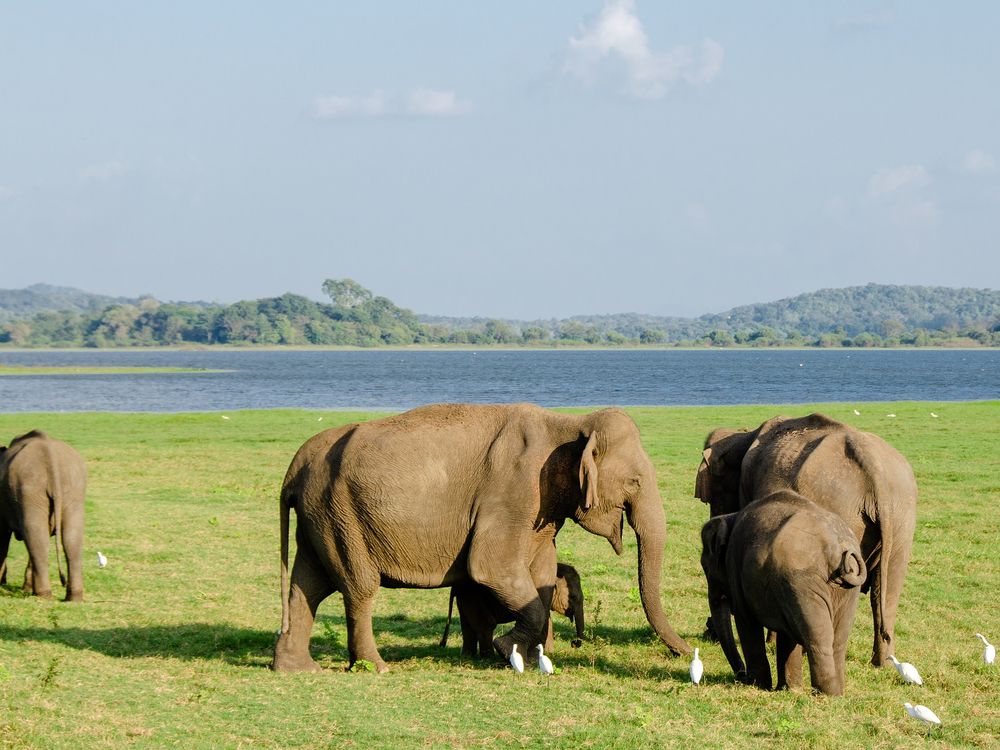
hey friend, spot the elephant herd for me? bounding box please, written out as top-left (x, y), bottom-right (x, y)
top-left (1, 404), bottom-right (917, 697)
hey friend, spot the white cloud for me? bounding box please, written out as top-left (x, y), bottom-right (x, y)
top-left (866, 164), bottom-right (930, 199)
top-left (0, 185), bottom-right (14, 201)
top-left (961, 149), bottom-right (996, 175)
top-left (865, 164), bottom-right (938, 228)
top-left (80, 159), bottom-right (129, 183)
top-left (406, 88), bottom-right (469, 117)
top-left (564, 0), bottom-right (723, 99)
top-left (313, 88), bottom-right (468, 120)
top-left (313, 91), bottom-right (389, 119)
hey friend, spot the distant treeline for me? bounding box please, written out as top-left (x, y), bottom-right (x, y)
top-left (1, 280), bottom-right (998, 348)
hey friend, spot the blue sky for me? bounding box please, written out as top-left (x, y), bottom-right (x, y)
top-left (1, 2), bottom-right (997, 318)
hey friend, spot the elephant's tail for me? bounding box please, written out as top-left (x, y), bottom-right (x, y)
top-left (279, 488), bottom-right (291, 634)
top-left (439, 589), bottom-right (456, 648)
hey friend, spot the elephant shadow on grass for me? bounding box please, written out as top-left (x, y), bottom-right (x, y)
top-left (0, 607), bottom-right (710, 680)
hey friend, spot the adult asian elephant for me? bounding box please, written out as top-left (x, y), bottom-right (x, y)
top-left (439, 561), bottom-right (586, 657)
top-left (272, 403), bottom-right (691, 673)
top-left (700, 490), bottom-right (867, 696)
top-left (0, 430), bottom-right (86, 601)
top-left (695, 413), bottom-right (916, 668)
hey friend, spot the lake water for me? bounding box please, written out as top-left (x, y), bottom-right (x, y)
top-left (0, 349), bottom-right (997, 413)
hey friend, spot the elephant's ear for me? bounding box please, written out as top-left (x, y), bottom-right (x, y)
top-left (694, 447), bottom-right (713, 502)
top-left (702, 516), bottom-right (731, 560)
top-left (578, 431), bottom-right (601, 510)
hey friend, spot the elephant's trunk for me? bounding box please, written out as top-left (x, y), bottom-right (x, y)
top-left (708, 590), bottom-right (746, 681)
top-left (628, 494), bottom-right (692, 656)
top-left (572, 596), bottom-right (585, 640)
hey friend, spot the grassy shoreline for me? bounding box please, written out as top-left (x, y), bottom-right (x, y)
top-left (0, 365), bottom-right (220, 376)
top-left (1, 403), bottom-right (997, 748)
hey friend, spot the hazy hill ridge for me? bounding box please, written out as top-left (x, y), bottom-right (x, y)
top-left (1, 281), bottom-right (997, 347)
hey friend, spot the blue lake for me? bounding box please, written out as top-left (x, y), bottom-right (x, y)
top-left (0, 349), bottom-right (997, 413)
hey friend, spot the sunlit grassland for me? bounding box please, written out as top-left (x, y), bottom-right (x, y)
top-left (1, 402), bottom-right (998, 748)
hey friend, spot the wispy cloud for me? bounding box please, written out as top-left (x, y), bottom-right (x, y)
top-left (80, 159), bottom-right (129, 183)
top-left (564, 0), bottom-right (723, 99)
top-left (866, 164), bottom-right (937, 227)
top-left (0, 185), bottom-right (14, 201)
top-left (313, 88), bottom-right (469, 120)
top-left (867, 164), bottom-right (930, 199)
top-left (960, 149), bottom-right (996, 175)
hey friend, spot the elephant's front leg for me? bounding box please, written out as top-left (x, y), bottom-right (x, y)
top-left (775, 633), bottom-right (803, 690)
top-left (470, 537), bottom-right (552, 662)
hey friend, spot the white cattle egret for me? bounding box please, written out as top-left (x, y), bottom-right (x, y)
top-left (889, 655), bottom-right (922, 685)
top-left (930, 412), bottom-right (939, 418)
top-left (903, 702), bottom-right (941, 731)
top-left (886, 413), bottom-right (897, 418)
top-left (317, 417), bottom-right (324, 422)
top-left (509, 644), bottom-right (524, 673)
top-left (689, 648), bottom-right (704, 685)
top-left (853, 409), bottom-right (861, 415)
top-left (536, 644), bottom-right (554, 675)
top-left (975, 633), bottom-right (996, 664)
top-left (221, 415), bottom-right (230, 420)
top-left (96, 551), bottom-right (107, 568)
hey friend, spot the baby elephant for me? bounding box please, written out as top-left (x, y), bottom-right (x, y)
top-left (0, 430), bottom-right (87, 601)
top-left (700, 490), bottom-right (866, 696)
top-left (440, 562), bottom-right (586, 657)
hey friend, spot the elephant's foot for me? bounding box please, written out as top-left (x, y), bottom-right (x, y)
top-left (347, 656), bottom-right (389, 674)
top-left (65, 590), bottom-right (84, 603)
top-left (571, 638), bottom-right (583, 648)
top-left (34, 588), bottom-right (54, 600)
top-left (272, 635), bottom-right (322, 673)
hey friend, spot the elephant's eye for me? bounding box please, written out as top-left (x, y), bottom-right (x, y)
top-left (629, 476), bottom-right (642, 489)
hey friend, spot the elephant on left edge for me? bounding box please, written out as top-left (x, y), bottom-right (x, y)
top-left (0, 431), bottom-right (87, 601)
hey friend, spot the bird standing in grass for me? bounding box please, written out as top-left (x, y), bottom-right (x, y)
top-left (509, 644), bottom-right (524, 673)
top-left (96, 551), bottom-right (107, 568)
top-left (903, 702), bottom-right (941, 733)
top-left (536, 644), bottom-right (554, 675)
top-left (889, 655), bottom-right (922, 685)
top-left (689, 648), bottom-right (703, 685)
top-left (975, 633), bottom-right (995, 664)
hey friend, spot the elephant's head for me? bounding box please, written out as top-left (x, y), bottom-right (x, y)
top-left (570, 408), bottom-right (691, 656)
top-left (694, 427), bottom-right (757, 517)
top-left (700, 514), bottom-right (747, 679)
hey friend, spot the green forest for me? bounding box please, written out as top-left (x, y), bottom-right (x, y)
top-left (1, 280), bottom-right (998, 348)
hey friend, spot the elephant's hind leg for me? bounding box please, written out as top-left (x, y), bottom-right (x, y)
top-left (343, 591), bottom-right (389, 673)
top-left (272, 544), bottom-right (335, 673)
top-left (21, 498), bottom-right (53, 599)
top-left (775, 634), bottom-right (803, 690)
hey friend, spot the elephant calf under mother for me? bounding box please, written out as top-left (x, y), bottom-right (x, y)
top-left (273, 403), bottom-right (691, 673)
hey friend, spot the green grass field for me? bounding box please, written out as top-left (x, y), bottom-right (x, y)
top-left (1, 403), bottom-right (997, 749)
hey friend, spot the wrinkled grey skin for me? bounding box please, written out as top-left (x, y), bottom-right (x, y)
top-left (701, 490), bottom-right (867, 696)
top-left (0, 431), bottom-right (86, 601)
top-left (273, 403), bottom-right (690, 673)
top-left (695, 413), bottom-right (916, 668)
top-left (440, 561), bottom-right (586, 657)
